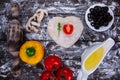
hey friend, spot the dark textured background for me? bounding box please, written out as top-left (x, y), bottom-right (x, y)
top-left (0, 0), bottom-right (120, 80)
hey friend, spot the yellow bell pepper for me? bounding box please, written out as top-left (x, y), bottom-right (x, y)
top-left (20, 41), bottom-right (44, 65)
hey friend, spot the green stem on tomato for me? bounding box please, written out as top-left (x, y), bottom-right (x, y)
top-left (57, 23), bottom-right (61, 37)
top-left (51, 66), bottom-right (57, 75)
top-left (61, 76), bottom-right (65, 80)
top-left (61, 73), bottom-right (65, 80)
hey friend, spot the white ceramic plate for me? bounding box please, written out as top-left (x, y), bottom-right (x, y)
top-left (85, 3), bottom-right (114, 32)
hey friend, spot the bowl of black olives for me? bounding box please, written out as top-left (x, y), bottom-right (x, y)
top-left (85, 3), bottom-right (114, 32)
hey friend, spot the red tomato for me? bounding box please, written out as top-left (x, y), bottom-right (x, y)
top-left (44, 55), bottom-right (62, 71)
top-left (40, 71), bottom-right (56, 80)
top-left (56, 67), bottom-right (73, 80)
top-left (63, 24), bottom-right (74, 35)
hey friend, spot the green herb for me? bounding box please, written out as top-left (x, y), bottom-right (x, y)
top-left (57, 23), bottom-right (61, 37)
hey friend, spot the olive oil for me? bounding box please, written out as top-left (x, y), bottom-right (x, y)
top-left (84, 47), bottom-right (105, 71)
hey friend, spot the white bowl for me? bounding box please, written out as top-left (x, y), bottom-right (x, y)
top-left (77, 38), bottom-right (115, 80)
top-left (85, 3), bottom-right (114, 32)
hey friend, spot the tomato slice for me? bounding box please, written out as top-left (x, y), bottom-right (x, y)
top-left (63, 24), bottom-right (74, 35)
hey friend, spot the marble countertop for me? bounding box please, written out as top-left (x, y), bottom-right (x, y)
top-left (0, 0), bottom-right (120, 80)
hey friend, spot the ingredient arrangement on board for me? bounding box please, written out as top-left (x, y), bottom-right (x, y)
top-left (47, 16), bottom-right (84, 48)
top-left (0, 0), bottom-right (119, 80)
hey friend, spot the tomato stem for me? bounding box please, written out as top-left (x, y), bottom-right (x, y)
top-left (60, 72), bottom-right (66, 80)
top-left (52, 66), bottom-right (57, 71)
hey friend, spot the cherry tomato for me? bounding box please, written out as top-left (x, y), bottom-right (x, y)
top-left (44, 55), bottom-right (62, 71)
top-left (56, 67), bottom-right (73, 80)
top-left (63, 24), bottom-right (74, 35)
top-left (40, 71), bottom-right (56, 80)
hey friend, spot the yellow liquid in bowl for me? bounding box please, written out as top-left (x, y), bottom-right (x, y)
top-left (84, 47), bottom-right (105, 71)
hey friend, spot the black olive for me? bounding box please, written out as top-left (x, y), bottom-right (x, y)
top-left (91, 22), bottom-right (95, 26)
top-left (88, 13), bottom-right (92, 18)
top-left (94, 6), bottom-right (101, 11)
top-left (108, 15), bottom-right (113, 21)
top-left (104, 22), bottom-right (109, 26)
top-left (102, 6), bottom-right (109, 13)
top-left (90, 8), bottom-right (94, 13)
top-left (88, 18), bottom-right (92, 21)
top-left (94, 24), bottom-right (100, 29)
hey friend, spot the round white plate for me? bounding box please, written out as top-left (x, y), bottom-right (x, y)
top-left (85, 3), bottom-right (114, 32)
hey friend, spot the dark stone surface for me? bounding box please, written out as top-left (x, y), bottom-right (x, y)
top-left (0, 0), bottom-right (120, 80)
